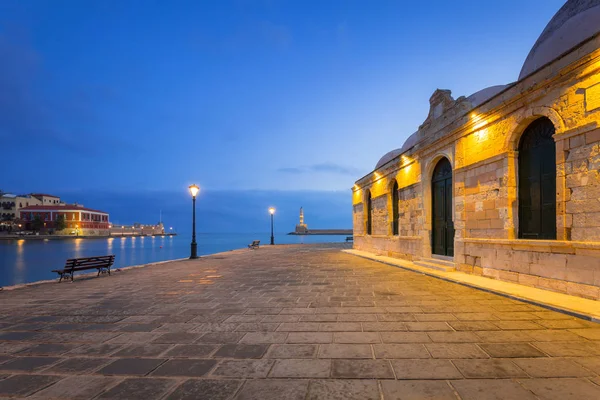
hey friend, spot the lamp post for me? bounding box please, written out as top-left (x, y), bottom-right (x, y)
top-left (189, 184), bottom-right (200, 259)
top-left (269, 207), bottom-right (275, 245)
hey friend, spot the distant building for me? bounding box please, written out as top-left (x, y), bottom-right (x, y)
top-left (19, 204), bottom-right (110, 234)
top-left (0, 194), bottom-right (42, 221)
top-left (30, 194), bottom-right (63, 206)
top-left (294, 207), bottom-right (308, 234)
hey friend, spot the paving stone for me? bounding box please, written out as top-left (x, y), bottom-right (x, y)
top-left (235, 323), bottom-right (280, 332)
top-left (192, 323), bottom-right (240, 332)
top-left (212, 359), bottom-right (274, 378)
top-left (307, 379), bottom-right (379, 400)
top-left (391, 359), bottom-right (462, 379)
top-left (452, 359), bottom-right (527, 378)
top-left (112, 344), bottom-right (172, 357)
top-left (270, 359), bottom-right (331, 377)
top-left (425, 343), bottom-right (489, 359)
top-left (450, 379), bottom-right (538, 400)
top-left (331, 359), bottom-right (394, 378)
top-left (319, 344), bottom-right (373, 359)
top-left (265, 344), bottom-right (317, 358)
top-left (454, 312), bottom-right (499, 321)
top-left (380, 332), bottom-right (430, 343)
top-left (493, 321), bottom-right (544, 330)
top-left (166, 379), bottom-right (242, 400)
top-left (0, 356), bottom-right (60, 372)
top-left (361, 322), bottom-right (407, 331)
top-left (0, 343), bottom-right (31, 354)
top-left (197, 332), bottom-right (245, 344)
top-left (333, 332), bottom-right (380, 343)
top-left (17, 343), bottom-right (80, 356)
top-left (513, 358), bottom-right (594, 377)
top-left (0, 331), bottom-right (42, 341)
top-left (118, 323), bottom-right (161, 332)
top-left (569, 328), bottom-right (600, 340)
top-left (0, 357), bottom-right (9, 367)
top-left (533, 341), bottom-right (600, 357)
top-left (30, 375), bottom-right (117, 399)
top-left (152, 332), bottom-right (201, 344)
top-left (338, 314), bottom-right (378, 322)
top-left (523, 329), bottom-right (586, 341)
top-left (381, 380), bottom-right (457, 400)
top-left (151, 359), bottom-right (217, 377)
top-left (572, 356), bottom-right (600, 373)
top-left (236, 379), bottom-right (308, 400)
top-left (405, 322), bottom-right (452, 331)
top-left (239, 332), bottom-right (287, 344)
top-left (373, 344), bottom-right (429, 359)
top-left (0, 374), bottom-right (60, 397)
top-left (414, 313), bottom-right (457, 321)
top-left (479, 343), bottom-right (547, 358)
top-left (520, 378), bottom-right (600, 400)
top-left (536, 319), bottom-right (592, 329)
top-left (319, 323), bottom-right (363, 332)
top-left (472, 330), bottom-right (533, 342)
top-left (262, 315), bottom-right (300, 323)
top-left (98, 358), bottom-right (166, 376)
top-left (214, 344), bottom-right (268, 358)
top-left (449, 321), bottom-right (500, 331)
top-left (97, 377), bottom-right (176, 400)
top-left (108, 332), bottom-right (159, 344)
top-left (287, 332), bottom-right (332, 344)
top-left (44, 357), bottom-right (111, 374)
top-left (426, 331), bottom-right (479, 342)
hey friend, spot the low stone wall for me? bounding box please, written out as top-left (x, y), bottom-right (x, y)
top-left (459, 238), bottom-right (600, 300)
top-left (354, 235), bottom-right (423, 261)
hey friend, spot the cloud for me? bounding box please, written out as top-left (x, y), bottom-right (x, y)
top-left (277, 162), bottom-right (360, 176)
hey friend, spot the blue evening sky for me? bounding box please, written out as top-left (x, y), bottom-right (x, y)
top-left (0, 0), bottom-right (564, 231)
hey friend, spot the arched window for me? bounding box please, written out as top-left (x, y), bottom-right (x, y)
top-left (518, 117), bottom-right (556, 240)
top-left (391, 180), bottom-right (399, 235)
top-left (365, 190), bottom-right (372, 235)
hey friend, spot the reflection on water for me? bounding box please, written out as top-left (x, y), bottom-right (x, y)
top-left (0, 233), bottom-right (349, 288)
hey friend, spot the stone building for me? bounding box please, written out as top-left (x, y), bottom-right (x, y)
top-left (352, 0), bottom-right (600, 300)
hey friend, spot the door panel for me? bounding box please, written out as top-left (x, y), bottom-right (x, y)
top-left (432, 158), bottom-right (454, 256)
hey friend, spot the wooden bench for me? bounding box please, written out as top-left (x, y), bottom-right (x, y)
top-left (248, 240), bottom-right (260, 249)
top-left (345, 236), bottom-right (354, 242)
top-left (52, 255), bottom-right (115, 282)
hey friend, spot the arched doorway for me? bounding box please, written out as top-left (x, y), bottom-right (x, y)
top-left (365, 190), bottom-right (372, 235)
top-left (518, 117), bottom-right (556, 239)
top-left (431, 158), bottom-right (454, 256)
top-left (391, 180), bottom-right (399, 235)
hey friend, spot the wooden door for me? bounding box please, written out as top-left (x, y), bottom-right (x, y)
top-left (432, 158), bottom-right (454, 256)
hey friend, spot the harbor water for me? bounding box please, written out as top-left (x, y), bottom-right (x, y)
top-left (0, 233), bottom-right (350, 288)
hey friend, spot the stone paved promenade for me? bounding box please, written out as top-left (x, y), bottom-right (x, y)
top-left (2, 243), bottom-right (600, 399)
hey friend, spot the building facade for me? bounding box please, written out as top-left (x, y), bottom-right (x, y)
top-left (19, 204), bottom-right (110, 235)
top-left (0, 194), bottom-right (43, 221)
top-left (352, 0), bottom-right (600, 300)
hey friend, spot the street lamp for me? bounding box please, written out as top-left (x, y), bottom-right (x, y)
top-left (269, 207), bottom-right (275, 245)
top-left (189, 184), bottom-right (200, 259)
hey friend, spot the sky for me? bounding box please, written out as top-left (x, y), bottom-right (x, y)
top-left (0, 0), bottom-right (565, 231)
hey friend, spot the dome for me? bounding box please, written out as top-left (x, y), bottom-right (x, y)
top-left (467, 85), bottom-right (508, 107)
top-left (519, 0), bottom-right (600, 80)
top-left (374, 131), bottom-right (419, 169)
top-left (375, 148), bottom-right (402, 169)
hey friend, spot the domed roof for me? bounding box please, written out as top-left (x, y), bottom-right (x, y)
top-left (467, 85), bottom-right (509, 107)
top-left (519, 0), bottom-right (600, 80)
top-left (374, 131), bottom-right (419, 169)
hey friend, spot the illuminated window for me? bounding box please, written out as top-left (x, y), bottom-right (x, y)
top-left (366, 190), bottom-right (372, 235)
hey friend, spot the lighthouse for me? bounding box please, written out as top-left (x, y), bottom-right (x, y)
top-left (295, 207), bottom-right (308, 234)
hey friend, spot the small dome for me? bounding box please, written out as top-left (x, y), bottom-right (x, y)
top-left (519, 0), bottom-right (600, 80)
top-left (467, 85), bottom-right (508, 107)
top-left (375, 148), bottom-right (402, 169)
top-left (374, 131), bottom-right (419, 169)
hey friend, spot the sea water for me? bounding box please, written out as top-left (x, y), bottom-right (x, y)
top-left (0, 233), bottom-right (350, 288)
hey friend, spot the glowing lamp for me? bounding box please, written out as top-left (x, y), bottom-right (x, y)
top-left (189, 184), bottom-right (200, 198)
top-left (269, 207), bottom-right (275, 215)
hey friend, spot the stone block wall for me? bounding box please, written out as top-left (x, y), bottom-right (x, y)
top-left (371, 195), bottom-right (388, 236)
top-left (398, 184), bottom-right (423, 237)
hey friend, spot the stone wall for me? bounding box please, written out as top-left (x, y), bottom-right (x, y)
top-left (352, 36), bottom-right (600, 300)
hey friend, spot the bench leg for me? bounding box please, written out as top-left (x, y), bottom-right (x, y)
top-left (58, 273), bottom-right (64, 283)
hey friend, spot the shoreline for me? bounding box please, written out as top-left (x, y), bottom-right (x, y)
top-left (0, 246), bottom-right (252, 291)
top-left (0, 233), bottom-right (178, 241)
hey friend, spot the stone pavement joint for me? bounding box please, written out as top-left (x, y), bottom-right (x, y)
top-left (0, 243), bottom-right (600, 399)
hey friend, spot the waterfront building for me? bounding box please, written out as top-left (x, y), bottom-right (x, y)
top-left (352, 0), bottom-right (600, 300)
top-left (19, 204), bottom-right (110, 234)
top-left (0, 194), bottom-right (42, 221)
top-left (30, 193), bottom-right (63, 206)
